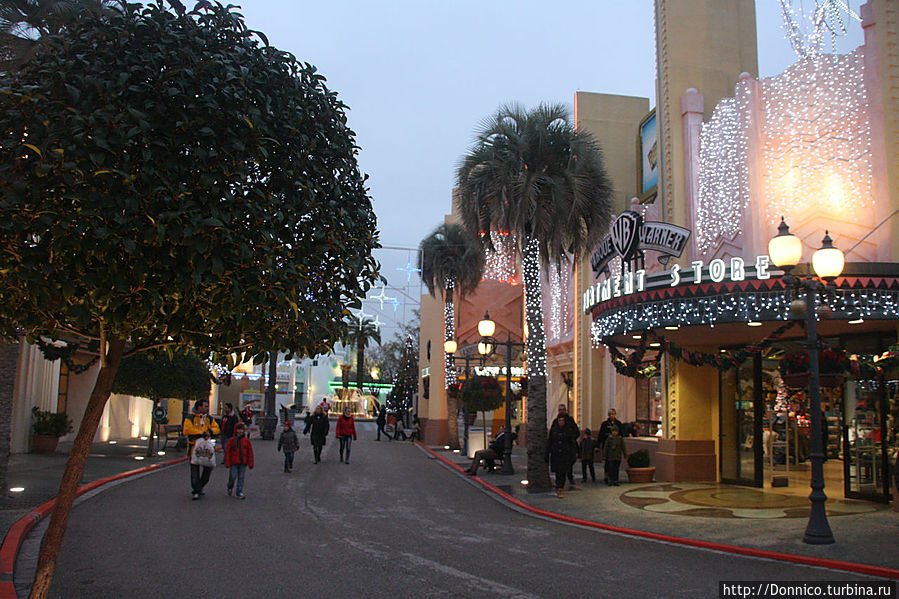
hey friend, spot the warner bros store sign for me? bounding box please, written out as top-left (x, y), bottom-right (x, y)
top-left (583, 211), bottom-right (773, 313)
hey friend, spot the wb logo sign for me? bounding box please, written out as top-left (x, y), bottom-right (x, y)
top-left (610, 211), bottom-right (642, 261)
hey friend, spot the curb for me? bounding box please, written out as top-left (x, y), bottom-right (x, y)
top-left (0, 455), bottom-right (189, 599)
top-left (418, 442), bottom-right (899, 580)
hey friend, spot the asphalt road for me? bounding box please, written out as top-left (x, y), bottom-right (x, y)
top-left (44, 422), bottom-right (879, 599)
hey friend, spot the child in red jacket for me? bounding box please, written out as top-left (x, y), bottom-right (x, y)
top-left (335, 407), bottom-right (357, 464)
top-left (225, 422), bottom-right (254, 499)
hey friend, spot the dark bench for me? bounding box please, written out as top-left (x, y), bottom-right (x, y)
top-left (159, 424), bottom-right (186, 451)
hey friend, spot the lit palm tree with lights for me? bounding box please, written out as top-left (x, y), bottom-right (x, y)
top-left (343, 317), bottom-right (381, 394)
top-left (456, 103), bottom-right (613, 488)
top-left (418, 222), bottom-right (485, 449)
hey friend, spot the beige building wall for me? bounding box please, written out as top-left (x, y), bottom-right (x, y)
top-left (418, 289), bottom-right (448, 445)
top-left (574, 92), bottom-right (649, 432)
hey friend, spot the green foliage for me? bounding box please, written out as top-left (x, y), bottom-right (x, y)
top-left (0, 1), bottom-right (380, 362)
top-left (368, 310), bottom-right (418, 385)
top-left (31, 407), bottom-right (73, 437)
top-left (627, 448), bottom-right (651, 468)
top-left (343, 318), bottom-right (382, 352)
top-left (385, 334), bottom-right (418, 414)
top-left (418, 223), bottom-right (484, 300)
top-left (111, 351), bottom-right (211, 402)
top-left (460, 375), bottom-right (503, 414)
top-left (456, 103), bottom-right (613, 267)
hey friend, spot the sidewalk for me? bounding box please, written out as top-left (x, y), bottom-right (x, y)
top-left (437, 443), bottom-right (899, 574)
top-left (0, 438), bottom-right (184, 545)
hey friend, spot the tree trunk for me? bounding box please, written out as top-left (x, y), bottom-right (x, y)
top-left (146, 399), bottom-right (158, 458)
top-left (356, 341), bottom-right (364, 391)
top-left (522, 237), bottom-right (551, 489)
top-left (0, 340), bottom-right (21, 492)
top-left (444, 282), bottom-right (460, 449)
top-left (28, 336), bottom-right (126, 599)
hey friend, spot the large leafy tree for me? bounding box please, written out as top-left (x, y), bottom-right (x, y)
top-left (418, 222), bottom-right (484, 448)
top-left (343, 317), bottom-right (382, 392)
top-left (456, 103), bottom-right (613, 489)
top-left (111, 351), bottom-right (212, 456)
top-left (0, 3), bottom-right (379, 596)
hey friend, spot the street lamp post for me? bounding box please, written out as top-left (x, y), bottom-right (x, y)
top-left (477, 312), bottom-right (524, 476)
top-left (768, 218), bottom-right (844, 545)
top-left (445, 340), bottom-right (486, 457)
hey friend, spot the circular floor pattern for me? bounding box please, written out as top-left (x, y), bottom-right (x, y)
top-left (619, 483), bottom-right (883, 519)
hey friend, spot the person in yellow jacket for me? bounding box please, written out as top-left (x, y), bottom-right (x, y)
top-left (183, 398), bottom-right (220, 500)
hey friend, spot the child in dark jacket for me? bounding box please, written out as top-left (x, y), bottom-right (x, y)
top-left (602, 426), bottom-right (626, 486)
top-left (277, 420), bottom-right (300, 473)
top-left (225, 422), bottom-right (254, 499)
top-left (579, 428), bottom-right (597, 483)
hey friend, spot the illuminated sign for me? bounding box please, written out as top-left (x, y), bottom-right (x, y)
top-left (583, 255), bottom-right (773, 313)
top-left (592, 211), bottom-right (691, 276)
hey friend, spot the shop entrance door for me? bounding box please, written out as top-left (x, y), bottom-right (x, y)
top-left (843, 379), bottom-right (891, 502)
top-left (719, 355), bottom-right (763, 486)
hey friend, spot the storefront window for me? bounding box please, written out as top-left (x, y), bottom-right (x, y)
top-left (636, 372), bottom-right (662, 436)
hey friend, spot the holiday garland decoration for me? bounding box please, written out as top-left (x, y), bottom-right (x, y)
top-left (35, 339), bottom-right (100, 375)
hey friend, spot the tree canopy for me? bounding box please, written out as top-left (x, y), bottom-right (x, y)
top-left (0, 1), bottom-right (380, 361)
top-left (111, 351), bottom-right (211, 403)
top-left (418, 222), bottom-right (484, 300)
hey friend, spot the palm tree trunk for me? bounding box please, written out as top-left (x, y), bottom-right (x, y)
top-left (356, 341), bottom-right (364, 391)
top-left (522, 237), bottom-right (551, 489)
top-left (29, 336), bottom-right (126, 599)
top-left (445, 280), bottom-right (460, 449)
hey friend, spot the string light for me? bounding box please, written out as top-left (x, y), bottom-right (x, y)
top-left (546, 258), bottom-right (573, 343)
top-left (444, 278), bottom-right (457, 386)
top-left (522, 238), bottom-right (546, 377)
top-left (695, 50), bottom-right (873, 258)
top-left (591, 288), bottom-right (899, 344)
top-left (482, 231), bottom-right (518, 284)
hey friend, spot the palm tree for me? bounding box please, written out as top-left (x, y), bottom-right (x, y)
top-left (0, 0), bottom-right (121, 70)
top-left (343, 317), bottom-right (381, 393)
top-left (456, 103), bottom-right (613, 488)
top-left (418, 222), bottom-right (484, 449)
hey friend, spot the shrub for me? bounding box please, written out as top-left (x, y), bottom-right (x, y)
top-left (627, 448), bottom-right (651, 468)
top-left (31, 407), bottom-right (73, 437)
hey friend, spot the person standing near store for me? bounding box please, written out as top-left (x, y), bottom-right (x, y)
top-left (546, 412), bottom-right (577, 498)
top-left (579, 428), bottom-right (597, 483)
top-left (598, 408), bottom-right (622, 482)
top-left (277, 419), bottom-right (300, 473)
top-left (303, 405), bottom-right (329, 463)
top-left (183, 398), bottom-right (220, 500)
top-left (220, 403), bottom-right (238, 465)
top-left (602, 425), bottom-right (627, 486)
top-left (554, 404), bottom-right (579, 484)
top-left (336, 407), bottom-right (357, 464)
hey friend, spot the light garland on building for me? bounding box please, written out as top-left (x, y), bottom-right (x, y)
top-left (444, 278), bottom-right (457, 386)
top-left (482, 231), bottom-right (518, 284)
top-left (590, 288), bottom-right (899, 345)
top-left (695, 49), bottom-right (872, 255)
top-left (779, 0), bottom-right (860, 60)
top-left (522, 237), bottom-right (546, 377)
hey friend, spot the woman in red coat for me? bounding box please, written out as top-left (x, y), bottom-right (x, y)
top-left (336, 407), bottom-right (357, 464)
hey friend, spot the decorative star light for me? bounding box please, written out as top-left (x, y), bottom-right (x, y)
top-left (367, 286), bottom-right (396, 309)
top-left (390, 296), bottom-right (404, 313)
top-left (396, 258), bottom-right (422, 283)
top-left (352, 309), bottom-right (371, 326)
top-left (371, 315), bottom-right (384, 329)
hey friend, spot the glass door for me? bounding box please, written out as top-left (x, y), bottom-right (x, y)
top-left (720, 355), bottom-right (763, 486)
top-left (843, 379), bottom-right (889, 502)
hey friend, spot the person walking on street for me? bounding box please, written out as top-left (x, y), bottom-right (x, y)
top-left (277, 419), bottom-right (300, 473)
top-left (336, 407), bottom-right (357, 464)
top-left (183, 398), bottom-right (220, 500)
top-left (303, 405), bottom-right (330, 463)
top-left (602, 425), bottom-right (627, 486)
top-left (409, 415), bottom-right (422, 442)
top-left (579, 428), bottom-right (597, 483)
top-left (220, 403), bottom-right (238, 465)
top-left (376, 406), bottom-right (389, 441)
top-left (546, 412), bottom-right (578, 498)
top-left (225, 422), bottom-right (254, 499)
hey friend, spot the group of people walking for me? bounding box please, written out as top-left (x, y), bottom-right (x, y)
top-left (182, 400), bottom-right (366, 501)
top-left (545, 405), bottom-right (629, 497)
top-left (375, 406), bottom-right (421, 442)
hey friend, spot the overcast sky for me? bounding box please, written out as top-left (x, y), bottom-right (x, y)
top-left (235, 1), bottom-right (865, 338)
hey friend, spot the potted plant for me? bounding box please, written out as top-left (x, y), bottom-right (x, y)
top-left (778, 348), bottom-right (847, 389)
top-left (625, 448), bottom-right (655, 483)
top-left (31, 407), bottom-right (74, 454)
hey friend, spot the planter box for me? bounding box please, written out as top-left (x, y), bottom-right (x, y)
top-left (31, 434), bottom-right (60, 454)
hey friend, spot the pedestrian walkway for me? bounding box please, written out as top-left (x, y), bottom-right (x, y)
top-left (439, 442), bottom-right (899, 573)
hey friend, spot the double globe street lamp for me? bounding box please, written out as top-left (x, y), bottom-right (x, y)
top-left (768, 218), bottom-right (844, 545)
top-left (445, 311), bottom-right (523, 475)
